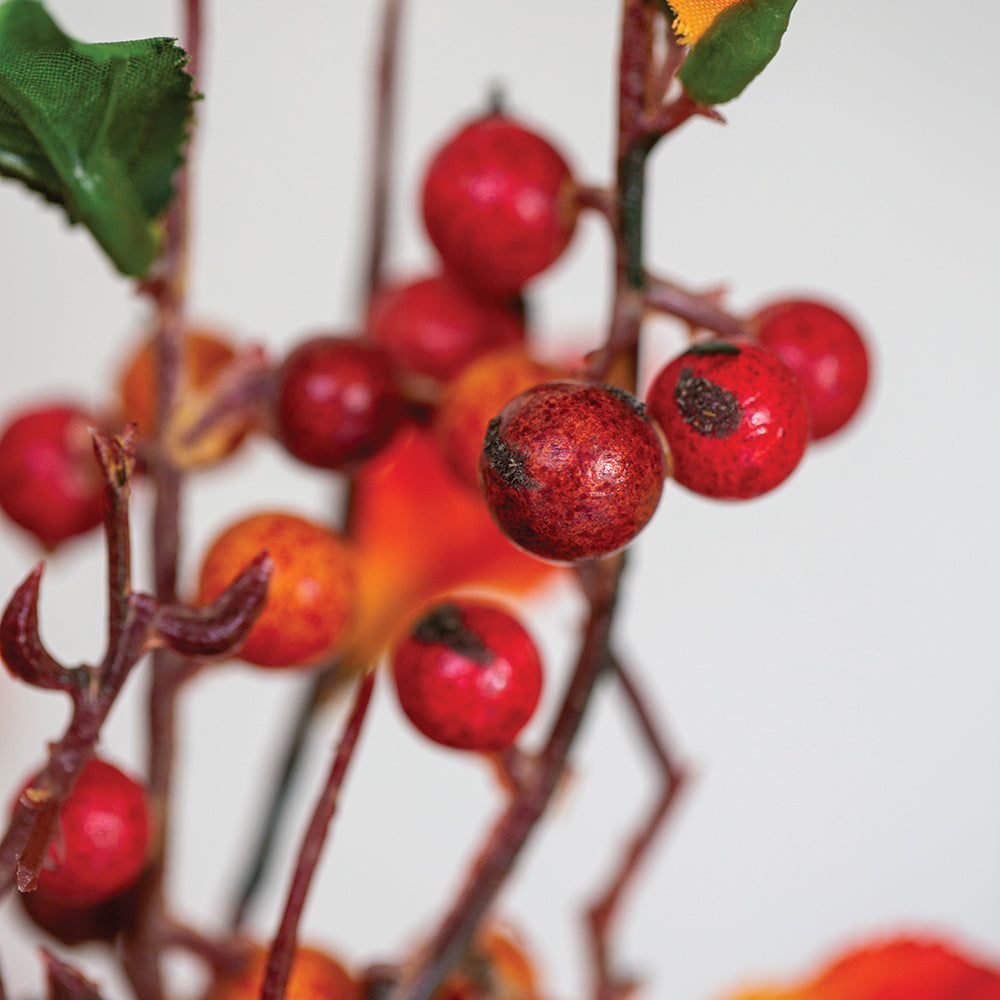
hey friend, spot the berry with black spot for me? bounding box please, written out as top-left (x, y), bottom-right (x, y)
top-left (479, 381), bottom-right (665, 562)
top-left (751, 298), bottom-right (871, 441)
top-left (421, 114), bottom-right (578, 296)
top-left (392, 601), bottom-right (543, 752)
top-left (646, 342), bottom-right (809, 499)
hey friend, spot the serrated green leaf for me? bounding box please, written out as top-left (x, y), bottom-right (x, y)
top-left (679, 0), bottom-right (797, 106)
top-left (0, 0), bottom-right (195, 277)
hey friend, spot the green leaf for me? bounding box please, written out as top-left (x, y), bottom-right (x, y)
top-left (0, 0), bottom-right (195, 277)
top-left (679, 0), bottom-right (798, 106)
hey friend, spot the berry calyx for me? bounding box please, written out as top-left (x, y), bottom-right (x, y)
top-left (274, 335), bottom-right (404, 470)
top-left (196, 512), bottom-right (356, 668)
top-left (433, 346), bottom-right (563, 492)
top-left (15, 758), bottom-right (151, 907)
top-left (367, 275), bottom-right (524, 386)
top-left (751, 298), bottom-right (871, 440)
top-left (203, 943), bottom-right (360, 1000)
top-left (645, 341), bottom-right (810, 499)
top-left (479, 381), bottom-right (665, 562)
top-left (421, 114), bottom-right (578, 296)
top-left (0, 403), bottom-right (105, 549)
top-left (392, 601), bottom-right (543, 752)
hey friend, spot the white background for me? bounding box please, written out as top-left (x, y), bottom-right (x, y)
top-left (1, 2), bottom-right (999, 999)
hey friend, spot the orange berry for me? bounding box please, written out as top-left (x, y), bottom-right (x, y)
top-left (205, 944), bottom-right (360, 1000)
top-left (197, 513), bottom-right (356, 668)
top-left (434, 346), bottom-right (562, 492)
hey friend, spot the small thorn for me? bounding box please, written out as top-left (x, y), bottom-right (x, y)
top-left (1, 564), bottom-right (78, 692)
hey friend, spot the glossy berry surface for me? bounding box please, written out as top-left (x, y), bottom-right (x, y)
top-left (752, 298), bottom-right (871, 440)
top-left (368, 275), bottom-right (524, 385)
top-left (479, 381), bottom-right (665, 562)
top-left (646, 342), bottom-right (810, 499)
top-left (422, 114), bottom-right (578, 296)
top-left (392, 601), bottom-right (543, 752)
top-left (0, 403), bottom-right (105, 549)
top-left (275, 335), bottom-right (403, 470)
top-left (16, 759), bottom-right (150, 907)
top-left (204, 943), bottom-right (360, 1000)
top-left (433, 346), bottom-right (561, 491)
top-left (197, 512), bottom-right (356, 668)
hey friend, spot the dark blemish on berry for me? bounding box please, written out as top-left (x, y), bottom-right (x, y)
top-left (599, 383), bottom-right (650, 421)
top-left (483, 416), bottom-right (540, 490)
top-left (674, 367), bottom-right (741, 438)
top-left (413, 603), bottom-right (493, 665)
top-left (687, 341), bottom-right (742, 357)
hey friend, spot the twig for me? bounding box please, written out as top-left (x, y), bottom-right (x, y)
top-left (361, 0), bottom-right (406, 304)
top-left (261, 671), bottom-right (377, 1000)
top-left (643, 276), bottom-right (749, 340)
top-left (585, 653), bottom-right (687, 1000)
top-left (228, 668), bottom-right (349, 929)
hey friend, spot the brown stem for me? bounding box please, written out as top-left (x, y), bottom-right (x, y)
top-left (643, 276), bottom-right (749, 339)
top-left (261, 671), bottom-right (376, 1000)
top-left (585, 653), bottom-right (687, 1000)
top-left (122, 2), bottom-right (204, 998)
top-left (392, 556), bottom-right (624, 1000)
top-left (362, 0), bottom-right (405, 304)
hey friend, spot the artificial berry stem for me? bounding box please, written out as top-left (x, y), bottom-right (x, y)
top-left (643, 275), bottom-right (749, 339)
top-left (585, 653), bottom-right (687, 1000)
top-left (261, 670), bottom-right (376, 1000)
top-left (362, 0), bottom-right (405, 304)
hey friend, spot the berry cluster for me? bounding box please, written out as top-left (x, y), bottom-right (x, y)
top-left (0, 4), bottom-right (874, 999)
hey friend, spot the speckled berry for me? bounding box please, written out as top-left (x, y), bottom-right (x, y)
top-left (15, 759), bottom-right (151, 907)
top-left (275, 335), bottom-right (403, 470)
top-left (203, 943), bottom-right (360, 1000)
top-left (392, 601), bottom-right (543, 752)
top-left (422, 114), bottom-right (578, 296)
top-left (479, 381), bottom-right (665, 562)
top-left (751, 298), bottom-right (871, 441)
top-left (646, 342), bottom-right (809, 499)
top-left (197, 512), bottom-right (356, 668)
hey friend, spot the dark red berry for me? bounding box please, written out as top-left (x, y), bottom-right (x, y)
top-left (19, 886), bottom-right (131, 946)
top-left (367, 275), bottom-right (524, 385)
top-left (752, 298), bottom-right (871, 441)
top-left (646, 342), bottom-right (810, 499)
top-left (392, 601), bottom-right (543, 752)
top-left (15, 759), bottom-right (151, 907)
top-left (0, 403), bottom-right (105, 549)
top-left (479, 381), bottom-right (665, 562)
top-left (275, 335), bottom-right (403, 470)
top-left (421, 114), bottom-right (578, 296)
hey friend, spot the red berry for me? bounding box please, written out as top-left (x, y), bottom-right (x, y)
top-left (197, 512), bottom-right (357, 669)
top-left (421, 115), bottom-right (578, 296)
top-left (393, 601), bottom-right (543, 752)
top-left (751, 298), bottom-right (871, 440)
top-left (479, 381), bottom-right (665, 562)
top-left (19, 887), bottom-right (130, 946)
top-left (367, 275), bottom-right (524, 385)
top-left (14, 759), bottom-right (151, 907)
top-left (274, 335), bottom-right (404, 470)
top-left (646, 342), bottom-right (810, 499)
top-left (0, 403), bottom-right (105, 549)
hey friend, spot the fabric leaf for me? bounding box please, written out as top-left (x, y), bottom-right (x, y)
top-left (678, 0), bottom-right (797, 106)
top-left (0, 0), bottom-right (195, 276)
